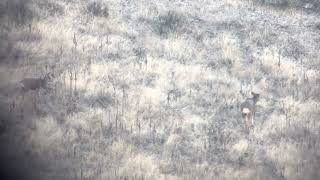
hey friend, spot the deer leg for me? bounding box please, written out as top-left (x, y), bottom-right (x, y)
top-left (243, 115), bottom-right (249, 133)
top-left (243, 116), bottom-right (246, 129)
top-left (20, 92), bottom-right (25, 120)
top-left (247, 114), bottom-right (252, 129)
top-left (246, 116), bottom-right (250, 133)
top-left (10, 98), bottom-right (15, 114)
top-left (33, 94), bottom-right (37, 114)
top-left (20, 105), bottom-right (24, 120)
top-left (242, 115), bottom-right (246, 130)
top-left (251, 114), bottom-right (254, 127)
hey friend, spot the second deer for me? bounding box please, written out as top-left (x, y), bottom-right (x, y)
top-left (16, 73), bottom-right (52, 119)
top-left (19, 73), bottom-right (52, 98)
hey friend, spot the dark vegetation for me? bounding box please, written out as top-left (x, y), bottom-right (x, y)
top-left (87, 1), bottom-right (109, 18)
top-left (37, 0), bottom-right (64, 17)
top-left (153, 11), bottom-right (187, 38)
top-left (257, 0), bottom-right (320, 12)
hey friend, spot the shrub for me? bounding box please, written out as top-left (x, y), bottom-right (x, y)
top-left (154, 11), bottom-right (186, 38)
top-left (6, 0), bottom-right (34, 26)
top-left (0, 33), bottom-right (11, 63)
top-left (296, 0), bottom-right (320, 13)
top-left (316, 23), bottom-right (320, 30)
top-left (257, 0), bottom-right (320, 12)
top-left (282, 39), bottom-right (305, 61)
top-left (0, 3), bottom-right (6, 18)
top-left (257, 0), bottom-right (289, 8)
top-left (37, 0), bottom-right (64, 17)
top-left (87, 1), bottom-right (109, 18)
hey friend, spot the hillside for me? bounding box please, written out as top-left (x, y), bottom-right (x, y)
top-left (0, 0), bottom-right (320, 179)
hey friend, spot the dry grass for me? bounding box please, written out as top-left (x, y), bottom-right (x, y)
top-left (0, 0), bottom-right (319, 180)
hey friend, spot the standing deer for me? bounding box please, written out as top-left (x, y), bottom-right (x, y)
top-left (18, 74), bottom-right (52, 119)
top-left (20, 74), bottom-right (52, 98)
top-left (240, 91), bottom-right (260, 132)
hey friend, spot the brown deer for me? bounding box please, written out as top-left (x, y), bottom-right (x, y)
top-left (240, 91), bottom-right (260, 133)
top-left (19, 73), bottom-right (52, 99)
top-left (17, 73), bottom-right (52, 119)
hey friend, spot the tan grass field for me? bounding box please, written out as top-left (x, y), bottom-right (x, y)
top-left (0, 0), bottom-right (320, 179)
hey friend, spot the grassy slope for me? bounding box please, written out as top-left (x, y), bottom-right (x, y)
top-left (0, 0), bottom-right (320, 179)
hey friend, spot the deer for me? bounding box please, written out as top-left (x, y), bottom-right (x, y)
top-left (19, 73), bottom-right (52, 99)
top-left (16, 73), bottom-right (53, 119)
top-left (240, 91), bottom-right (260, 133)
top-left (17, 74), bottom-right (52, 117)
top-left (239, 77), bottom-right (267, 133)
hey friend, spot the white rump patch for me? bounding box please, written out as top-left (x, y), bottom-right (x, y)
top-left (242, 108), bottom-right (250, 114)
